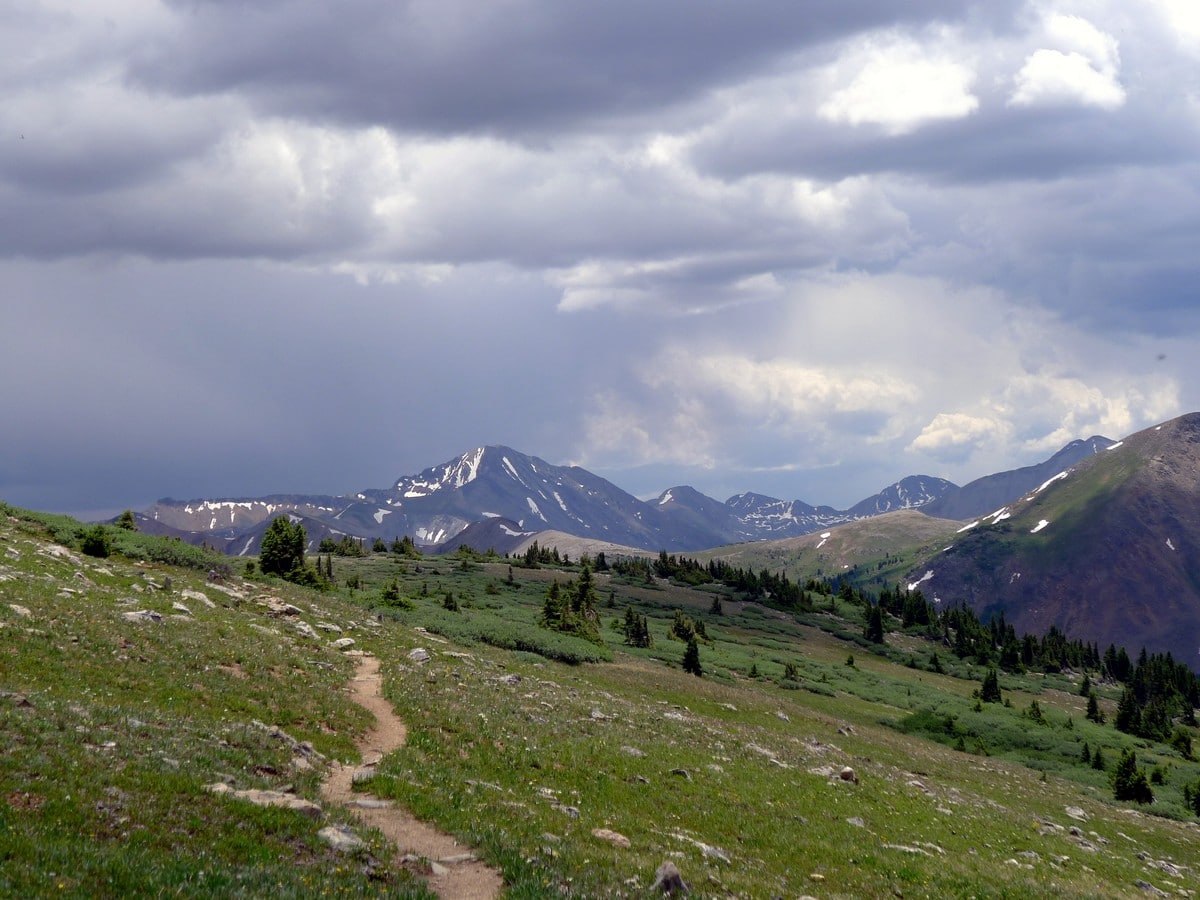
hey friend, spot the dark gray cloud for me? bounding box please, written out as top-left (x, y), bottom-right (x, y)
top-left (2, 1), bottom-right (1197, 518)
top-left (132, 0), bottom-right (985, 136)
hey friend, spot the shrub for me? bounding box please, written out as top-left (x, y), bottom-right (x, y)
top-left (80, 525), bottom-right (112, 558)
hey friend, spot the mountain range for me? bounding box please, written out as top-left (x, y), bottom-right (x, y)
top-left (133, 435), bottom-right (1111, 556)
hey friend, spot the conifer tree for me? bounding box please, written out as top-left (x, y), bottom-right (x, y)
top-left (980, 668), bottom-right (1002, 703)
top-left (1112, 749), bottom-right (1154, 804)
top-left (683, 636), bottom-right (703, 677)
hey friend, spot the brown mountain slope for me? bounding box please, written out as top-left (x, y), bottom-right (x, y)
top-left (914, 413), bottom-right (1200, 665)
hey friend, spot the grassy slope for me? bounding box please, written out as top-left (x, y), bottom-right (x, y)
top-left (2, 508), bottom-right (1199, 897)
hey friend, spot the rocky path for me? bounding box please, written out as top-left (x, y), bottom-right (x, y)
top-left (321, 654), bottom-right (503, 899)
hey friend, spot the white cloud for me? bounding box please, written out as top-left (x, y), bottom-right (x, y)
top-left (818, 34), bottom-right (979, 135)
top-left (1010, 14), bottom-right (1125, 110)
top-left (910, 413), bottom-right (1013, 459)
top-left (1147, 0), bottom-right (1200, 55)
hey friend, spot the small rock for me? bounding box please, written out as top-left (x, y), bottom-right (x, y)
top-left (621, 746), bottom-right (646, 758)
top-left (8, 604), bottom-right (32, 618)
top-left (651, 860), bottom-right (689, 895)
top-left (1064, 806), bottom-right (1088, 821)
top-left (775, 711), bottom-right (790, 722)
top-left (499, 673), bottom-right (522, 685)
top-left (592, 828), bottom-right (631, 848)
top-left (181, 589), bottom-right (216, 609)
top-left (408, 648), bottom-right (431, 664)
top-left (330, 637), bottom-right (356, 649)
top-left (847, 816), bottom-right (866, 828)
top-left (293, 621), bottom-right (319, 639)
top-left (318, 824), bottom-right (364, 852)
top-left (839, 766), bottom-right (858, 784)
top-left (670, 768), bottom-right (692, 781)
top-left (171, 602), bottom-right (192, 616)
top-left (122, 610), bottom-right (163, 623)
top-left (1135, 881), bottom-right (1169, 897)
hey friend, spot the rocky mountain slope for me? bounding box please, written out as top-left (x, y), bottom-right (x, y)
top-left (903, 413), bottom-right (1200, 664)
top-left (138, 436), bottom-right (1114, 557)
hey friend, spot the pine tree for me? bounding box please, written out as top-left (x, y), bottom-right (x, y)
top-left (980, 668), bottom-right (1002, 703)
top-left (864, 603), bottom-right (885, 644)
top-left (683, 637), bottom-right (703, 677)
top-left (1086, 690), bottom-right (1104, 724)
top-left (1114, 686), bottom-right (1141, 734)
top-left (115, 509), bottom-right (138, 531)
top-left (260, 516), bottom-right (305, 577)
top-left (1112, 749), bottom-right (1154, 804)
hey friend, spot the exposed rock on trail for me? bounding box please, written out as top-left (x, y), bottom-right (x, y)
top-left (321, 654), bottom-right (502, 899)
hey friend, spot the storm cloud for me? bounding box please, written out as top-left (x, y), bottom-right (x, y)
top-left (2, 0), bottom-right (1196, 517)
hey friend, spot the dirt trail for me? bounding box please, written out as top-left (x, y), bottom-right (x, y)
top-left (322, 654), bottom-right (503, 899)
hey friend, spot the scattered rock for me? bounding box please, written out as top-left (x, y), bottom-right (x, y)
top-left (204, 783), bottom-right (323, 820)
top-left (670, 768), bottom-right (692, 781)
top-left (775, 711), bottom-right (790, 722)
top-left (883, 844), bottom-right (931, 856)
top-left (847, 816), bottom-right (866, 828)
top-left (1, 691), bottom-right (32, 708)
top-left (621, 746), bottom-right (646, 758)
top-left (408, 648), bottom-right (431, 664)
top-left (1064, 806), bottom-right (1088, 821)
top-left (1135, 881), bottom-right (1169, 897)
top-left (651, 860), bottom-right (689, 895)
top-left (316, 622), bottom-right (343, 633)
top-left (330, 637), bottom-right (356, 650)
top-left (8, 604), bottom-right (31, 618)
top-left (839, 766), bottom-right (859, 784)
top-left (499, 673), bottom-right (522, 685)
top-left (592, 828), bottom-right (631, 848)
top-left (318, 824), bottom-right (364, 852)
top-left (171, 602), bottom-right (192, 616)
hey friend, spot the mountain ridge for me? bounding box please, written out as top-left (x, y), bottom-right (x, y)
top-left (136, 435), bottom-right (1119, 556)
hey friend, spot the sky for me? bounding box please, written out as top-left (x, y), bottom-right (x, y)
top-left (3, 0), bottom-right (1199, 519)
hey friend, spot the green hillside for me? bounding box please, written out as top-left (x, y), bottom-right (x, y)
top-left (2, 504), bottom-right (1199, 897)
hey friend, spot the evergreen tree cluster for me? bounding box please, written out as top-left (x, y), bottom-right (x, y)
top-left (391, 535), bottom-right (423, 558)
top-left (1112, 648), bottom-right (1200, 740)
top-left (317, 535), bottom-right (367, 557)
top-left (622, 607), bottom-right (652, 648)
top-left (522, 541), bottom-right (569, 568)
top-left (649, 551), bottom-right (812, 607)
top-left (669, 609), bottom-right (707, 643)
top-left (539, 564), bottom-right (602, 643)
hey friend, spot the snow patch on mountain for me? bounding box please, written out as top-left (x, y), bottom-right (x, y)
top-left (373, 508), bottom-right (391, 524)
top-left (1033, 471), bottom-right (1069, 495)
top-left (908, 570), bottom-right (934, 591)
top-left (957, 520), bottom-right (979, 533)
top-left (1030, 519), bottom-right (1049, 533)
top-left (527, 497), bottom-right (546, 522)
